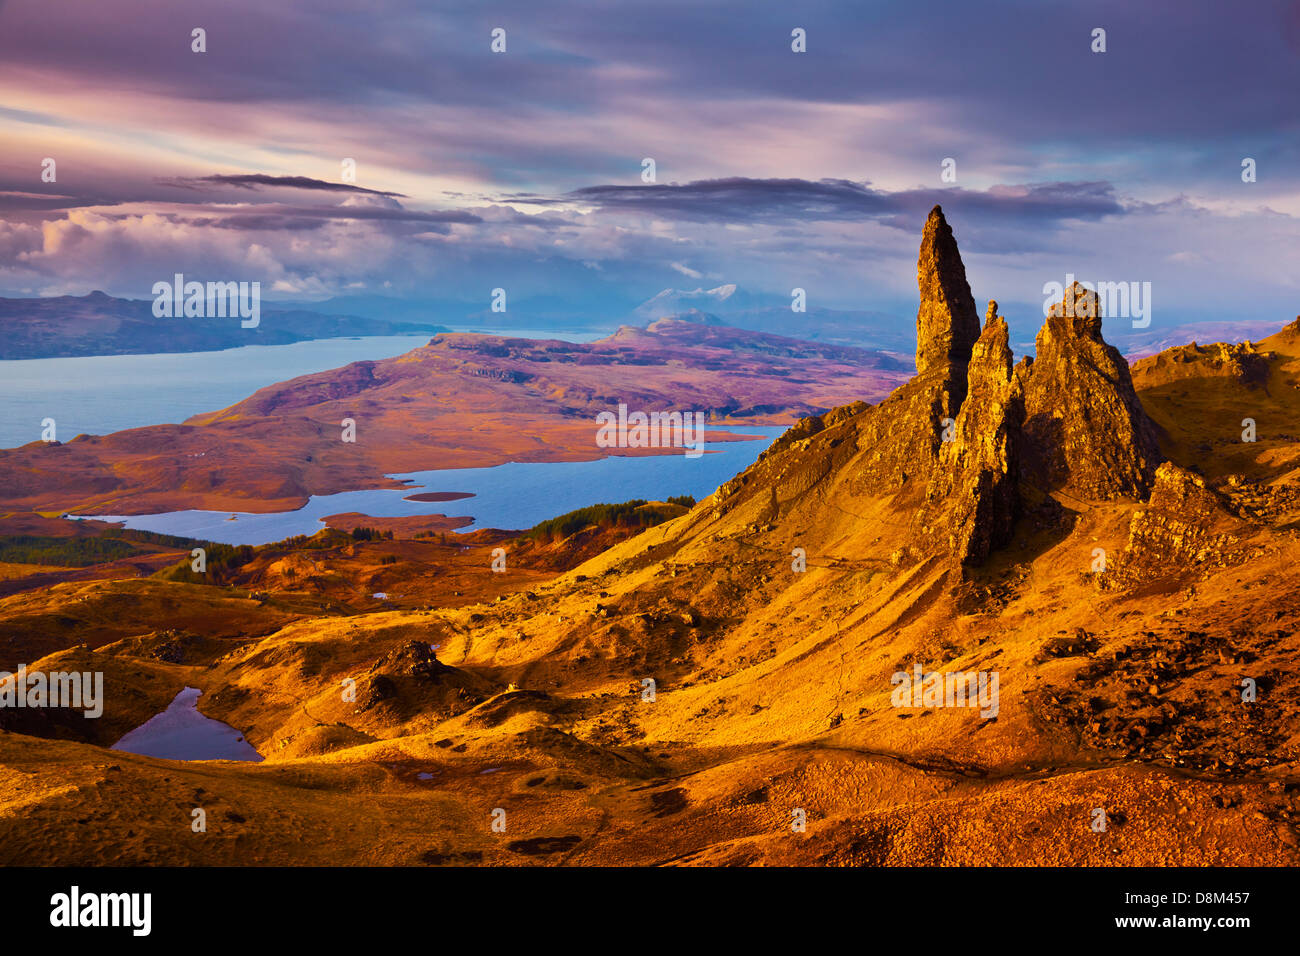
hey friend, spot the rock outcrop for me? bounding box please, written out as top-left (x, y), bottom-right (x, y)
top-left (1130, 340), bottom-right (1271, 388)
top-left (356, 640), bottom-right (492, 718)
top-left (714, 213), bottom-right (1170, 576)
top-left (1021, 282), bottom-right (1163, 500)
top-left (915, 301), bottom-right (1024, 566)
top-left (1108, 462), bottom-right (1249, 583)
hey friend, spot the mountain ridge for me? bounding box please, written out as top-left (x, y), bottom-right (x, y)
top-left (0, 291), bottom-right (450, 360)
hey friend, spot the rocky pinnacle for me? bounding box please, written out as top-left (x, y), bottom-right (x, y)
top-left (915, 300), bottom-right (1024, 567)
top-left (915, 205), bottom-right (981, 379)
top-left (763, 212), bottom-right (1168, 578)
top-left (1022, 282), bottom-right (1163, 499)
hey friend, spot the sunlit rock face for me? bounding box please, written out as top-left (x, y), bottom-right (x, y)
top-left (915, 302), bottom-right (1024, 568)
top-left (914, 205), bottom-right (981, 385)
top-left (1022, 282), bottom-right (1163, 501)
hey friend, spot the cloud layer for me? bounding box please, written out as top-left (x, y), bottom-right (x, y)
top-left (0, 0), bottom-right (1296, 329)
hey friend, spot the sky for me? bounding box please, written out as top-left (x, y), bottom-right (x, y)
top-left (0, 0), bottom-right (1297, 332)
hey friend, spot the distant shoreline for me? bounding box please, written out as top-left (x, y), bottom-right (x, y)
top-left (0, 329), bottom-right (451, 362)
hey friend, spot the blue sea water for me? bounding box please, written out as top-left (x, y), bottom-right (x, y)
top-left (75, 426), bottom-right (783, 545)
top-left (1, 332), bottom-right (784, 543)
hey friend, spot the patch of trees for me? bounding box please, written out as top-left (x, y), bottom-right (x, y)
top-left (0, 534), bottom-right (142, 566)
top-left (155, 542), bottom-right (256, 584)
top-left (524, 497), bottom-right (693, 544)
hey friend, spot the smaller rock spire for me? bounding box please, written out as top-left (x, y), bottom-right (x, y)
top-left (914, 304), bottom-right (1023, 569)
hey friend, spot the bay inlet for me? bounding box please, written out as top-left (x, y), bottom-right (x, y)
top-left (73, 427), bottom-right (783, 545)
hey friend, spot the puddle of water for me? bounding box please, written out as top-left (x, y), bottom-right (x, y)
top-left (111, 687), bottom-right (263, 762)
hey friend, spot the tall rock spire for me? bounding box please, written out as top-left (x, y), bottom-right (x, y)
top-left (915, 205), bottom-right (981, 379)
top-left (848, 206), bottom-right (981, 502)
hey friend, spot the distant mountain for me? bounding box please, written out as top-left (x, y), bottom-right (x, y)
top-left (634, 287), bottom-right (1293, 362)
top-left (0, 291), bottom-right (451, 360)
top-left (458, 293), bottom-right (640, 329)
top-left (269, 293), bottom-right (475, 324)
top-left (633, 283), bottom-right (758, 318)
top-left (280, 292), bottom-right (639, 332)
top-left (632, 284), bottom-right (916, 352)
top-left (654, 308), bottom-right (726, 327)
top-left (700, 305), bottom-right (918, 352)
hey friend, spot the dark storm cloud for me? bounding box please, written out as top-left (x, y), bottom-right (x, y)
top-left (177, 174), bottom-right (406, 198)
top-left (2, 0), bottom-right (1295, 187)
top-left (0, 192), bottom-right (119, 213)
top-left (552, 178), bottom-right (1125, 230)
top-left (171, 214), bottom-right (327, 231)
top-left (132, 202), bottom-right (483, 229)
